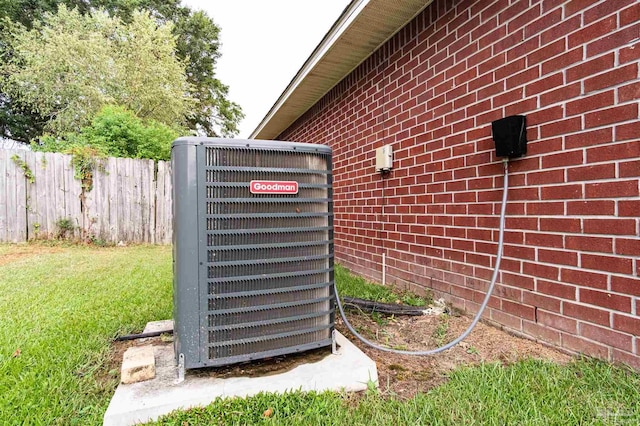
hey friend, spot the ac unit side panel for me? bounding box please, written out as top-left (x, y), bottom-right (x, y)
top-left (171, 142), bottom-right (202, 369)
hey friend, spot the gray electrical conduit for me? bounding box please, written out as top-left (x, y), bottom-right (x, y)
top-left (334, 159), bottom-right (510, 355)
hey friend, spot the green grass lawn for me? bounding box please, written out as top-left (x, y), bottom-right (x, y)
top-left (0, 243), bottom-right (173, 424)
top-left (0, 244), bottom-right (638, 425)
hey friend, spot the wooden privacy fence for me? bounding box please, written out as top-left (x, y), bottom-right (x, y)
top-left (0, 149), bottom-right (172, 243)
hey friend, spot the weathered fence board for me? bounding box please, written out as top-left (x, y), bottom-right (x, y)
top-left (0, 149), bottom-right (173, 244)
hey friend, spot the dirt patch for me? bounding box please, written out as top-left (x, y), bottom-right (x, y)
top-left (337, 310), bottom-right (571, 398)
top-left (0, 244), bottom-right (65, 266)
top-left (105, 312), bottom-right (570, 399)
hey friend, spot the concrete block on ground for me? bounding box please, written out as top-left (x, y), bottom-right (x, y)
top-left (121, 346), bottom-right (156, 384)
top-left (143, 319), bottom-right (174, 334)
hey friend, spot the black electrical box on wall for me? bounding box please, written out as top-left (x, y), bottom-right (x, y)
top-left (492, 115), bottom-right (527, 158)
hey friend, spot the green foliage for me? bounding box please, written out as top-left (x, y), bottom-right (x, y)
top-left (0, 1), bottom-right (243, 141)
top-left (1, 5), bottom-right (194, 136)
top-left (335, 264), bottom-right (431, 307)
top-left (10, 154), bottom-right (35, 183)
top-left (32, 105), bottom-right (177, 162)
top-left (81, 105), bottom-right (177, 161)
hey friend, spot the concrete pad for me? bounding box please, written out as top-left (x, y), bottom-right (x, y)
top-left (143, 319), bottom-right (174, 334)
top-left (121, 346), bottom-right (156, 384)
top-left (103, 331), bottom-right (377, 426)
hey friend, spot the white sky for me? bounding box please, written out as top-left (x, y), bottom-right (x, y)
top-left (181, 0), bottom-right (351, 138)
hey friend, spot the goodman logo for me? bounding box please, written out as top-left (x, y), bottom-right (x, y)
top-left (250, 180), bottom-right (299, 194)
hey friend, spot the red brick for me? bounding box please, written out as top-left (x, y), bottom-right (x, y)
top-left (613, 313), bottom-right (640, 336)
top-left (527, 169), bottom-right (564, 185)
top-left (565, 128), bottom-right (612, 149)
top-left (527, 39), bottom-right (565, 66)
top-left (524, 72), bottom-right (563, 97)
top-left (566, 90), bottom-right (615, 116)
top-left (541, 117), bottom-right (582, 138)
top-left (619, 81), bottom-right (640, 102)
top-left (567, 163), bottom-right (616, 181)
top-left (580, 323), bottom-right (633, 351)
top-left (539, 218), bottom-right (581, 233)
top-left (523, 321), bottom-right (561, 344)
top-left (580, 288), bottom-right (632, 312)
top-left (541, 184), bottom-right (583, 200)
top-left (586, 64), bottom-right (638, 94)
top-left (561, 268), bottom-right (608, 290)
top-left (563, 302), bottom-right (610, 326)
top-left (612, 349), bottom-right (640, 371)
top-left (526, 201), bottom-right (564, 216)
top-left (620, 2), bottom-right (640, 26)
top-left (564, 0), bottom-right (599, 16)
top-left (620, 44), bottom-right (640, 65)
top-left (539, 249), bottom-right (578, 266)
top-left (583, 218), bottom-right (637, 236)
top-left (616, 238), bottom-right (640, 256)
top-left (566, 53), bottom-right (614, 82)
top-left (586, 180), bottom-right (639, 199)
top-left (616, 122), bottom-right (640, 142)
top-left (523, 261), bottom-right (559, 280)
top-left (618, 200), bottom-right (639, 217)
top-left (567, 200), bottom-right (615, 216)
top-left (540, 82), bottom-right (581, 107)
top-left (502, 299), bottom-right (536, 321)
top-left (540, 15), bottom-right (581, 45)
top-left (490, 309), bottom-right (523, 331)
top-left (537, 279), bottom-right (577, 300)
top-left (587, 23), bottom-right (640, 57)
top-left (565, 235), bottom-right (613, 253)
top-left (541, 151), bottom-right (583, 168)
top-left (584, 0), bottom-right (635, 24)
top-left (561, 333), bottom-right (609, 358)
top-left (582, 254), bottom-right (633, 275)
top-left (585, 104), bottom-right (639, 129)
top-left (611, 276), bottom-right (640, 297)
top-left (568, 15), bottom-right (617, 49)
top-left (523, 292), bottom-right (561, 312)
top-left (541, 47), bottom-right (583, 75)
top-left (587, 140), bottom-right (640, 162)
top-left (525, 8), bottom-right (561, 39)
top-left (537, 309), bottom-right (578, 333)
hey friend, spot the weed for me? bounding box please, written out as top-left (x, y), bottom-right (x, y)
top-left (370, 311), bottom-right (390, 327)
top-left (431, 314), bottom-right (450, 346)
top-left (55, 217), bottom-right (75, 239)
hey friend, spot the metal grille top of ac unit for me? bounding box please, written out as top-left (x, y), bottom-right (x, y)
top-left (172, 138), bottom-right (335, 369)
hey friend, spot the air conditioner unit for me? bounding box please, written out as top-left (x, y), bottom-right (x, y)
top-left (172, 138), bottom-right (335, 369)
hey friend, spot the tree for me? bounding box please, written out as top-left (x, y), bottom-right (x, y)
top-left (1, 6), bottom-right (194, 135)
top-left (0, 0), bottom-right (243, 141)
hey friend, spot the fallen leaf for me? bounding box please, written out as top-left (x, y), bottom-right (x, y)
top-left (263, 408), bottom-right (273, 418)
top-left (12, 348), bottom-right (21, 358)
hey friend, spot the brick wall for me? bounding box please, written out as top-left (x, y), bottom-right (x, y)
top-left (279, 0), bottom-right (640, 368)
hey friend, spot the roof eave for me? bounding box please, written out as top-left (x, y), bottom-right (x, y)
top-left (251, 0), bottom-right (434, 140)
